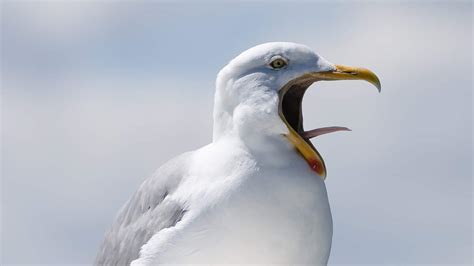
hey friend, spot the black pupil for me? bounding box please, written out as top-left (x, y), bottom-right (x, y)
top-left (273, 60), bottom-right (283, 68)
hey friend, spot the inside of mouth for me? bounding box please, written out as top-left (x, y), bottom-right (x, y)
top-left (281, 81), bottom-right (309, 134)
top-left (280, 81), bottom-right (350, 142)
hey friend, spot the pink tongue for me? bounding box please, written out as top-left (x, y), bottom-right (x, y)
top-left (301, 126), bottom-right (351, 139)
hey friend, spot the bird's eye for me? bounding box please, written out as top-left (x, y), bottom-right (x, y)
top-left (270, 58), bottom-right (287, 69)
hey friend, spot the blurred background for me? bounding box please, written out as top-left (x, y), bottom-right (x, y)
top-left (1, 1), bottom-right (472, 265)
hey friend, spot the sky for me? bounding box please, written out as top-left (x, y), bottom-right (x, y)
top-left (1, 1), bottom-right (472, 265)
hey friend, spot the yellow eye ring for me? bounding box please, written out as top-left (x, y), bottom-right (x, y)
top-left (270, 58), bottom-right (287, 69)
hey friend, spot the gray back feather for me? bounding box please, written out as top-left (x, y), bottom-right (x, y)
top-left (95, 152), bottom-right (192, 266)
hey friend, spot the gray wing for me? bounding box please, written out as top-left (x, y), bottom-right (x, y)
top-left (95, 152), bottom-right (192, 266)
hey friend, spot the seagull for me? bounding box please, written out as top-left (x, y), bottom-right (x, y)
top-left (95, 42), bottom-right (380, 265)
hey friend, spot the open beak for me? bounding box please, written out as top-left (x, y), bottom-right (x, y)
top-left (278, 64), bottom-right (381, 180)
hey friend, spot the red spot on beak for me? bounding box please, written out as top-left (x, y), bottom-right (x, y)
top-left (307, 158), bottom-right (324, 176)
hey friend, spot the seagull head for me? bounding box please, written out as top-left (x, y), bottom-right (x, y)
top-left (213, 42), bottom-right (380, 179)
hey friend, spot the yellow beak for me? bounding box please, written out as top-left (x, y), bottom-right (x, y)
top-left (280, 64), bottom-right (381, 180)
top-left (317, 64), bottom-right (381, 92)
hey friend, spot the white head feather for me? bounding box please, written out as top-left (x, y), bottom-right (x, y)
top-left (213, 42), bottom-right (335, 142)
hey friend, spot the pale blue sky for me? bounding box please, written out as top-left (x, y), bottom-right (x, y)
top-left (1, 1), bottom-right (472, 265)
